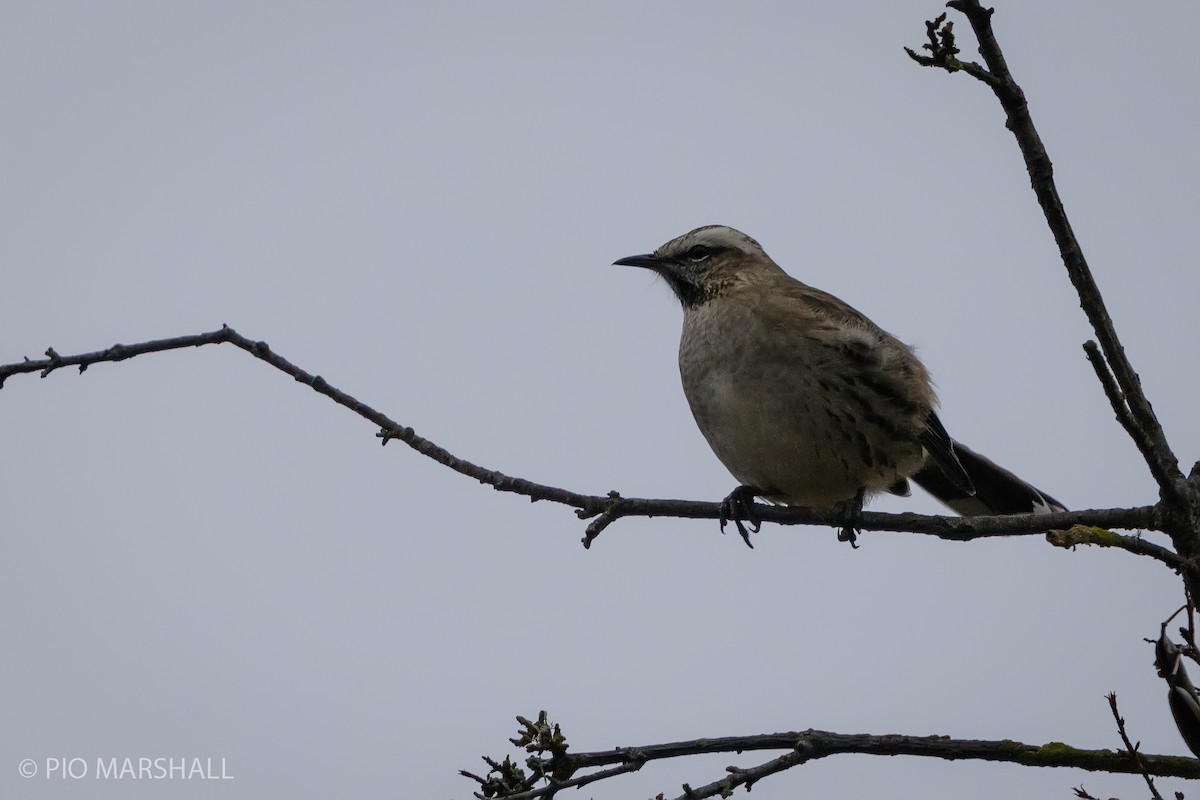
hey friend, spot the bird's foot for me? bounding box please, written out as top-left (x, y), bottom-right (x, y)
top-left (832, 490), bottom-right (865, 549)
top-left (719, 485), bottom-right (761, 549)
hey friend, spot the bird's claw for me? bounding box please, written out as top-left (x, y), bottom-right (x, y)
top-left (833, 490), bottom-right (865, 549)
top-left (719, 485), bottom-right (761, 549)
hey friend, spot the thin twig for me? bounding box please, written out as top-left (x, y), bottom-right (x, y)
top-left (670, 748), bottom-right (809, 800)
top-left (1083, 340), bottom-right (1143, 446)
top-left (0, 326), bottom-right (605, 510)
top-left (1184, 600), bottom-right (1199, 668)
top-left (1107, 692), bottom-right (1165, 800)
top-left (466, 760), bottom-right (644, 800)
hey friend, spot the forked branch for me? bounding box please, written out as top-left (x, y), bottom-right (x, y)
top-left (461, 713), bottom-right (1200, 800)
top-left (906, 0), bottom-right (1197, 558)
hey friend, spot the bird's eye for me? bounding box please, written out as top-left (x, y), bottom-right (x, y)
top-left (685, 244), bottom-right (712, 262)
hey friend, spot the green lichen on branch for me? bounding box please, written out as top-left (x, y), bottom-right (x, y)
top-left (1026, 741), bottom-right (1115, 769)
top-left (1047, 525), bottom-right (1148, 552)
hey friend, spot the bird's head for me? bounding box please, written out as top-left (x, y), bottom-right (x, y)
top-left (613, 225), bottom-right (779, 307)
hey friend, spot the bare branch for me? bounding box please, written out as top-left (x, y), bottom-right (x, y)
top-left (909, 2), bottom-right (1190, 517)
top-left (583, 498), bottom-right (1160, 549)
top-left (1107, 692), bottom-right (1166, 800)
top-left (0, 328), bottom-right (1166, 552)
top-left (466, 715), bottom-right (1200, 798)
top-left (0, 326), bottom-right (604, 510)
top-left (566, 728), bottom-right (1200, 778)
top-left (670, 747), bottom-right (808, 800)
top-left (463, 761), bottom-right (643, 800)
top-left (1084, 340), bottom-right (1143, 445)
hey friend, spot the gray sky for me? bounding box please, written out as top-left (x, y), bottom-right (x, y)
top-left (2, 2), bottom-right (1198, 798)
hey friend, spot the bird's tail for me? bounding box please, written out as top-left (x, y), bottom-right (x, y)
top-left (912, 440), bottom-right (1065, 516)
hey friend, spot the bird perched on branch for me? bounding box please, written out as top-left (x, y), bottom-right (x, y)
top-left (614, 224), bottom-right (1064, 546)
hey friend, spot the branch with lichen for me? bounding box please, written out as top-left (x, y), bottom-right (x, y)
top-left (459, 712), bottom-right (1200, 800)
top-left (1047, 525), bottom-right (1184, 570)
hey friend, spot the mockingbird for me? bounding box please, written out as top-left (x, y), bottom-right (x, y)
top-left (614, 224), bottom-right (1064, 546)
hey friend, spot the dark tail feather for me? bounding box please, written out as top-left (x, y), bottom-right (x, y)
top-left (912, 440), bottom-right (1066, 516)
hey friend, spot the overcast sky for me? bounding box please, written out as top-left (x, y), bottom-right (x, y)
top-left (3, 2), bottom-right (1199, 798)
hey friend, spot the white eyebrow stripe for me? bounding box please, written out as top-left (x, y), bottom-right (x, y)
top-left (658, 225), bottom-right (764, 258)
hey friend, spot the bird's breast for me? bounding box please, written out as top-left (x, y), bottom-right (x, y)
top-left (676, 302), bottom-right (927, 508)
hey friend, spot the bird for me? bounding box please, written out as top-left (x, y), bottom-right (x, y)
top-left (613, 224), bottom-right (1065, 546)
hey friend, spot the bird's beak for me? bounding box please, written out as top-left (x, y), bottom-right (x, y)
top-left (613, 253), bottom-right (663, 269)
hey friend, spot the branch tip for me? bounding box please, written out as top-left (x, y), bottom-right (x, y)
top-left (1045, 524), bottom-right (1182, 570)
